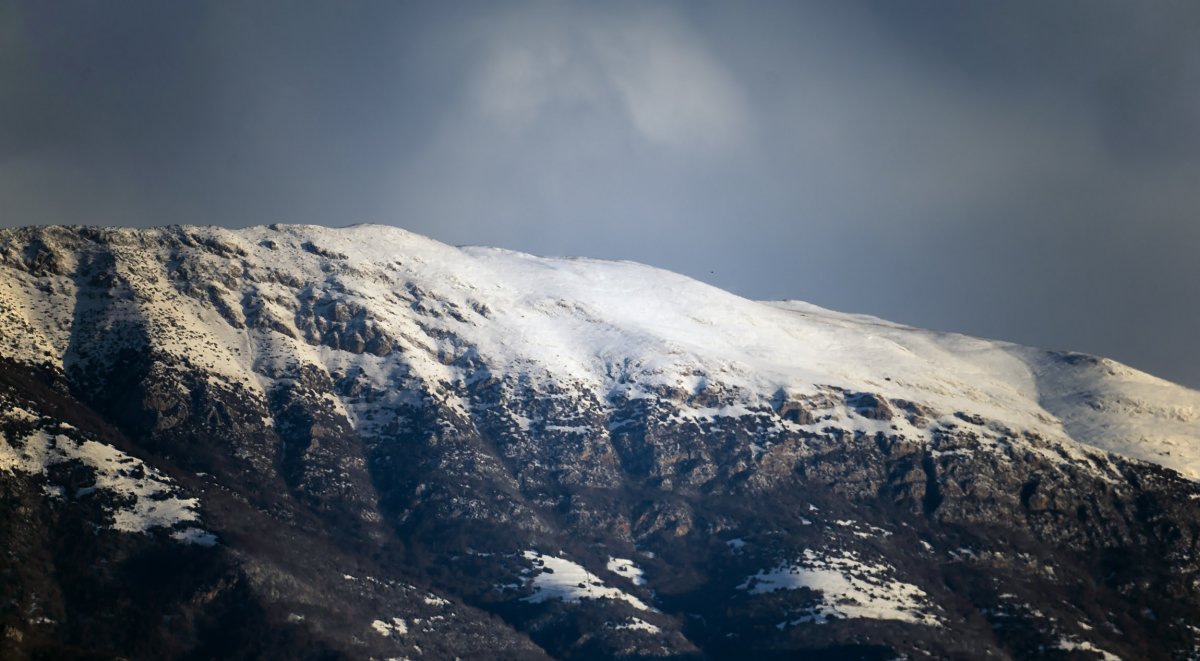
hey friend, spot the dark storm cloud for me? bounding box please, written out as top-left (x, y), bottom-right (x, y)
top-left (1, 1), bottom-right (1198, 388)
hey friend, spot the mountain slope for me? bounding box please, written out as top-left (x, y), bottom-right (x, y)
top-left (3, 224), bottom-right (1196, 480)
top-left (1, 224), bottom-right (1199, 660)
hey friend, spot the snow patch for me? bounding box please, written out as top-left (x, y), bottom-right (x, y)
top-left (612, 617), bottom-right (661, 634)
top-left (1, 428), bottom-right (200, 535)
top-left (521, 551), bottom-right (650, 610)
top-left (741, 549), bottom-right (940, 627)
top-left (370, 617), bottom-right (408, 637)
top-left (607, 556), bottom-right (648, 586)
top-left (1055, 636), bottom-right (1121, 660)
top-left (170, 527), bottom-right (218, 546)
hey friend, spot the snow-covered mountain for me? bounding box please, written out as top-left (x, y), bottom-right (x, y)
top-left (1, 224), bottom-right (1198, 660)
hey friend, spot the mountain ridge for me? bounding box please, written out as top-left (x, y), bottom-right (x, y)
top-left (2, 223), bottom-right (1196, 479)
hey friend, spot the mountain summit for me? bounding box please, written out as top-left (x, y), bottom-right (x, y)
top-left (1, 224), bottom-right (1198, 659)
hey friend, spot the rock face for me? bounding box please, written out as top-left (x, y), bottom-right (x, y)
top-left (1, 224), bottom-right (1199, 660)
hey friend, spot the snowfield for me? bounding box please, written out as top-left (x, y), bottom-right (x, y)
top-left (739, 548), bottom-right (941, 627)
top-left (0, 222), bottom-right (1196, 483)
top-left (607, 556), bottom-right (648, 586)
top-left (0, 413), bottom-right (208, 537)
top-left (521, 551), bottom-right (651, 610)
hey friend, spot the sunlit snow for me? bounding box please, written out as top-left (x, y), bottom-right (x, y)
top-left (522, 551), bottom-right (650, 610)
top-left (607, 556), bottom-right (648, 586)
top-left (1055, 635), bottom-right (1121, 661)
top-left (370, 617), bottom-right (408, 637)
top-left (1, 224), bottom-right (1197, 479)
top-left (612, 617), bottom-right (661, 634)
top-left (0, 427), bottom-right (202, 535)
top-left (739, 549), bottom-right (940, 627)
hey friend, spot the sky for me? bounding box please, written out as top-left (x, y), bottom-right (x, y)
top-left (2, 1), bottom-right (1199, 388)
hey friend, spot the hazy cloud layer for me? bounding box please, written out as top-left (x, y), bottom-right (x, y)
top-left (1, 1), bottom-right (1198, 387)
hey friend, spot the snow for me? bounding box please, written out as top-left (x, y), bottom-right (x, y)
top-left (1055, 636), bottom-right (1121, 660)
top-left (740, 549), bottom-right (940, 627)
top-left (521, 550), bottom-right (650, 610)
top-left (0, 427), bottom-right (201, 535)
top-left (423, 594), bottom-right (451, 607)
top-left (1, 224), bottom-right (1197, 480)
top-left (612, 617), bottom-right (661, 634)
top-left (171, 527), bottom-right (219, 546)
top-left (607, 556), bottom-right (648, 586)
top-left (1023, 349), bottom-right (1200, 479)
top-left (370, 617), bottom-right (408, 637)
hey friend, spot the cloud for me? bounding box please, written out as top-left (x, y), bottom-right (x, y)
top-left (588, 16), bottom-right (749, 151)
top-left (468, 5), bottom-right (748, 152)
top-left (471, 28), bottom-right (599, 129)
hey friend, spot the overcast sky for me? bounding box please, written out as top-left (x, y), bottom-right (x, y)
top-left (2, 1), bottom-right (1199, 388)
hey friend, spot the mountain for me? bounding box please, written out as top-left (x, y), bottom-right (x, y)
top-left (1, 223), bottom-right (1198, 660)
